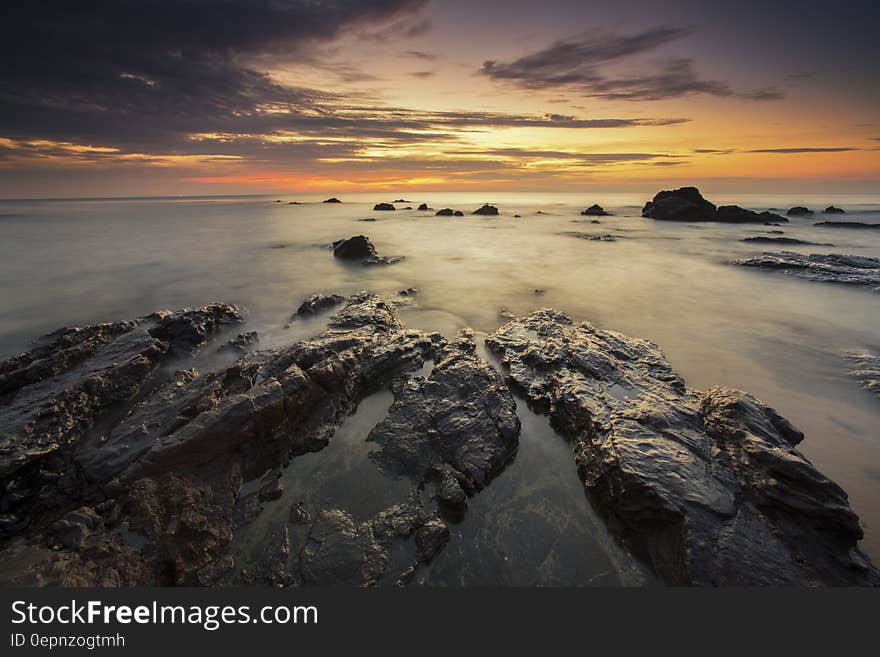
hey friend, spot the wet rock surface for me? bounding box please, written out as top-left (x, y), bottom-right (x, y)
top-left (733, 252), bottom-right (880, 290)
top-left (487, 310), bottom-right (879, 585)
top-left (0, 293), bottom-right (447, 585)
top-left (1, 293), bottom-right (877, 587)
top-left (368, 329), bottom-right (520, 496)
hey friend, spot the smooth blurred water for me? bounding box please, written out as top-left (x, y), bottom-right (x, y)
top-left (1, 191), bottom-right (879, 567)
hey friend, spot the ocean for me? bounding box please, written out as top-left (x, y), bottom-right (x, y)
top-left (1, 191), bottom-right (879, 579)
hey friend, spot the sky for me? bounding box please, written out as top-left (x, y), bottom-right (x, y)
top-left (1, 0), bottom-right (878, 198)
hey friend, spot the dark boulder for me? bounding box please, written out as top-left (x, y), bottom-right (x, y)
top-left (581, 204), bottom-right (610, 216)
top-left (417, 203), bottom-right (429, 211)
top-left (823, 206), bottom-right (846, 214)
top-left (332, 236), bottom-right (401, 266)
top-left (373, 203), bottom-right (395, 211)
top-left (323, 198), bottom-right (342, 203)
top-left (787, 206), bottom-right (813, 216)
top-left (332, 235), bottom-right (377, 260)
top-left (435, 208), bottom-right (458, 216)
top-left (642, 187), bottom-right (716, 221)
top-left (473, 204), bottom-right (500, 216)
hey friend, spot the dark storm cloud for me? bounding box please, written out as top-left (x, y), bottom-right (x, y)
top-left (480, 28), bottom-right (784, 101)
top-left (0, 0), bottom-right (428, 148)
top-left (0, 1), bottom-right (688, 165)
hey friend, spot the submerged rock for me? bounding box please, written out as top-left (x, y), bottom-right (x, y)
top-left (715, 206), bottom-right (788, 224)
top-left (581, 204), bottom-right (610, 216)
top-left (487, 310), bottom-right (879, 585)
top-left (472, 204), bottom-right (499, 216)
top-left (814, 221), bottom-right (880, 229)
top-left (562, 231), bottom-right (621, 242)
top-left (733, 252), bottom-right (880, 289)
top-left (323, 198), bottom-right (342, 204)
top-left (373, 203), bottom-right (395, 211)
top-left (435, 208), bottom-right (460, 216)
top-left (823, 206), bottom-right (846, 214)
top-left (293, 293), bottom-right (345, 318)
top-left (741, 237), bottom-right (833, 246)
top-left (787, 206), bottom-right (813, 216)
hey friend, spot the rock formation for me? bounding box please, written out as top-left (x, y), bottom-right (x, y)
top-left (487, 310), bottom-right (879, 585)
top-left (581, 204), bottom-right (610, 216)
top-left (787, 206), bottom-right (813, 216)
top-left (733, 252), bottom-right (880, 290)
top-left (642, 188), bottom-right (787, 223)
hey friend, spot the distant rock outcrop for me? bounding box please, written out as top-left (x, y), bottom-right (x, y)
top-left (373, 203), bottom-right (395, 211)
top-left (642, 188), bottom-right (788, 223)
top-left (786, 206), bottom-right (813, 216)
top-left (435, 208), bottom-right (463, 217)
top-left (823, 206), bottom-right (846, 214)
top-left (814, 221), bottom-right (880, 229)
top-left (472, 204), bottom-right (499, 216)
top-left (323, 198), bottom-right (342, 203)
top-left (417, 203), bottom-right (429, 211)
top-left (581, 204), bottom-right (610, 216)
top-left (741, 237), bottom-right (833, 246)
top-left (642, 187), bottom-right (717, 221)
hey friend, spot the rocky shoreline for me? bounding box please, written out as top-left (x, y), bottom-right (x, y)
top-left (1, 292), bottom-right (877, 587)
